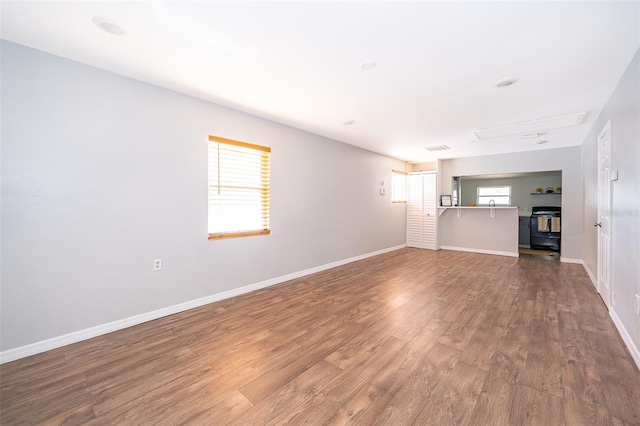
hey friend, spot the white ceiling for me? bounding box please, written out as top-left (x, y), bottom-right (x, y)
top-left (2, 1), bottom-right (639, 162)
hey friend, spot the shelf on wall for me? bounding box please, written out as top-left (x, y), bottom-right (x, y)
top-left (530, 192), bottom-right (562, 195)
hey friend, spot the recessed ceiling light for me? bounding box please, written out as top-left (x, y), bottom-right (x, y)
top-left (92, 16), bottom-right (125, 36)
top-left (343, 120), bottom-right (356, 126)
top-left (495, 77), bottom-right (518, 88)
top-left (360, 62), bottom-right (376, 71)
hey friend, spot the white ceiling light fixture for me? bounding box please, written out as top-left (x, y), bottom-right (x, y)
top-left (495, 77), bottom-right (518, 88)
top-left (92, 16), bottom-right (125, 36)
top-left (473, 112), bottom-right (585, 140)
top-left (360, 61), bottom-right (376, 71)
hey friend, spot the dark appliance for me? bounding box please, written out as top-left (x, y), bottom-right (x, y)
top-left (530, 206), bottom-right (561, 252)
top-left (519, 216), bottom-right (530, 246)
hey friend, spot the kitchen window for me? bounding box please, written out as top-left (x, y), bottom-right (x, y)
top-left (208, 135), bottom-right (271, 240)
top-left (477, 185), bottom-right (511, 206)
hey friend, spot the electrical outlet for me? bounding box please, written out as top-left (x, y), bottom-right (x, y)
top-left (154, 258), bottom-right (162, 271)
top-left (635, 294), bottom-right (640, 316)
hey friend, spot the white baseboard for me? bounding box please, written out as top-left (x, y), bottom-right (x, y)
top-left (582, 262), bottom-right (598, 290)
top-left (560, 257), bottom-right (583, 264)
top-left (609, 309), bottom-right (640, 372)
top-left (0, 244), bottom-right (406, 364)
top-left (580, 262), bottom-right (640, 371)
top-left (440, 245), bottom-right (519, 258)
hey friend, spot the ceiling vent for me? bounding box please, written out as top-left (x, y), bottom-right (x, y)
top-left (473, 112), bottom-right (585, 140)
top-left (520, 132), bottom-right (545, 139)
top-left (424, 145), bottom-right (450, 152)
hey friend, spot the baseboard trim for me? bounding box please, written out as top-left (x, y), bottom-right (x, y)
top-left (583, 262), bottom-right (598, 290)
top-left (559, 257), bottom-right (583, 264)
top-left (580, 262), bottom-right (639, 371)
top-left (0, 244), bottom-right (406, 364)
top-left (609, 309), bottom-right (640, 371)
top-left (440, 246), bottom-right (519, 258)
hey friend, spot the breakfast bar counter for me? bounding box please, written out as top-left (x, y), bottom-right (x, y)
top-left (438, 207), bottom-right (519, 257)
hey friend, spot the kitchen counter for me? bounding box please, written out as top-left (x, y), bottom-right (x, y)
top-left (438, 206), bottom-right (518, 215)
top-left (439, 206), bottom-right (519, 257)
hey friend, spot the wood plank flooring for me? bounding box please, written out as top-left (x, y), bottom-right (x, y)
top-left (2, 248), bottom-right (639, 425)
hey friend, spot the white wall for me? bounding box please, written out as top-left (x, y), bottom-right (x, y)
top-left (0, 41), bottom-right (407, 353)
top-left (440, 147), bottom-right (583, 261)
top-left (581, 48), bottom-right (639, 362)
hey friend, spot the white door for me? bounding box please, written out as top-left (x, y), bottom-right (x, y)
top-left (407, 174), bottom-right (424, 248)
top-left (407, 172), bottom-right (437, 250)
top-left (597, 121), bottom-right (612, 308)
top-left (422, 173), bottom-right (437, 250)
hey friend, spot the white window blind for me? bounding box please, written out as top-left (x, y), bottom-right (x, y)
top-left (391, 170), bottom-right (408, 203)
top-left (477, 185), bottom-right (511, 206)
top-left (208, 135), bottom-right (270, 240)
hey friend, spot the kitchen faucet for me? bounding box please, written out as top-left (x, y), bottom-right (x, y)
top-left (489, 199), bottom-right (495, 206)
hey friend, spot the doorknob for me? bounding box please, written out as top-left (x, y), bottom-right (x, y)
top-left (594, 222), bottom-right (602, 227)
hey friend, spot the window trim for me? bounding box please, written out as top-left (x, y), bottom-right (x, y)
top-left (208, 229), bottom-right (270, 241)
top-left (208, 135), bottom-right (271, 154)
top-left (476, 185), bottom-right (511, 206)
top-left (207, 135), bottom-right (271, 240)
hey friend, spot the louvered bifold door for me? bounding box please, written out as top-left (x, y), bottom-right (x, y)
top-left (407, 173), bottom-right (424, 248)
top-left (406, 172), bottom-right (437, 250)
top-left (422, 173), bottom-right (437, 250)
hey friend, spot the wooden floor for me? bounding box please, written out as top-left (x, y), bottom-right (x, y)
top-left (2, 249), bottom-right (639, 425)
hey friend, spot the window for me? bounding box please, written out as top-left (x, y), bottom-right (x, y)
top-left (208, 135), bottom-right (270, 240)
top-left (391, 170), bottom-right (407, 203)
top-left (477, 185), bottom-right (511, 206)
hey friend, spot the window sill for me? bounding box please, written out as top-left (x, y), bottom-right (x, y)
top-left (208, 229), bottom-right (270, 240)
